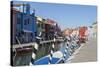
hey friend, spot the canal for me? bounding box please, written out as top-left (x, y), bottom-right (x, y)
top-left (13, 41), bottom-right (68, 66)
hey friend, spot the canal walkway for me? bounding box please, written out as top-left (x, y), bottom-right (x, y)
top-left (66, 37), bottom-right (97, 63)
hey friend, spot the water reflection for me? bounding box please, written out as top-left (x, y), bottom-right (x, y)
top-left (13, 41), bottom-right (70, 65)
top-left (35, 42), bottom-right (62, 60)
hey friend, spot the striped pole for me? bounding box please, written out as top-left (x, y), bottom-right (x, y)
top-left (30, 43), bottom-right (38, 65)
top-left (66, 37), bottom-right (73, 55)
top-left (66, 39), bottom-right (72, 56)
top-left (62, 43), bottom-right (68, 62)
top-left (62, 53), bottom-right (66, 63)
top-left (65, 47), bottom-right (68, 55)
top-left (48, 38), bottom-right (55, 64)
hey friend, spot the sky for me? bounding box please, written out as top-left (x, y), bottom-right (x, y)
top-left (12, 1), bottom-right (97, 30)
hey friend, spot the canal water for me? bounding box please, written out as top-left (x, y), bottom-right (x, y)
top-left (35, 42), bottom-right (64, 60)
top-left (13, 41), bottom-right (70, 66)
top-left (13, 53), bottom-right (32, 66)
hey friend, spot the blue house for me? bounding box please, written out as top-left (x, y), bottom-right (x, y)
top-left (13, 3), bottom-right (37, 44)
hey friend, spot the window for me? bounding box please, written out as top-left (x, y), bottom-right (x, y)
top-left (28, 19), bottom-right (30, 24)
top-left (24, 19), bottom-right (27, 25)
top-left (24, 18), bottom-right (30, 25)
top-left (17, 14), bottom-right (21, 24)
top-left (17, 17), bottom-right (21, 24)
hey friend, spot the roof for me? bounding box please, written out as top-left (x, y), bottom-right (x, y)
top-left (46, 19), bottom-right (57, 26)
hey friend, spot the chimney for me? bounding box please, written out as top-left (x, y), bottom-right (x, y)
top-left (26, 3), bottom-right (30, 14)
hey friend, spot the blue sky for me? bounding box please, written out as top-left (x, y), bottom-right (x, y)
top-left (13, 1), bottom-right (97, 30)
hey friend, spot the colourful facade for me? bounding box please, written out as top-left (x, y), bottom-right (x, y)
top-left (11, 3), bottom-right (37, 44)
